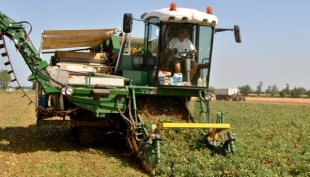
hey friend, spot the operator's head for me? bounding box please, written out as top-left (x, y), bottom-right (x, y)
top-left (178, 28), bottom-right (187, 35)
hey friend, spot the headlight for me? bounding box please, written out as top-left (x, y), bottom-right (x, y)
top-left (204, 92), bottom-right (213, 101)
top-left (65, 87), bottom-right (73, 96)
top-left (61, 87), bottom-right (73, 96)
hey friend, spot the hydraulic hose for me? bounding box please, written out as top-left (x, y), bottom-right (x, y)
top-left (116, 97), bottom-right (134, 128)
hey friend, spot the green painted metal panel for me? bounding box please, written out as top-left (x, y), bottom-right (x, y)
top-left (111, 35), bottom-right (121, 54)
top-left (119, 55), bottom-right (133, 70)
top-left (123, 70), bottom-right (148, 86)
top-left (68, 95), bottom-right (127, 117)
top-left (131, 87), bottom-right (203, 97)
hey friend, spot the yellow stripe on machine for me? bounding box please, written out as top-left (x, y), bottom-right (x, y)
top-left (156, 123), bottom-right (230, 130)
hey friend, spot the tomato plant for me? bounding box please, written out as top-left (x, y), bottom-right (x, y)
top-left (124, 44), bottom-right (144, 56)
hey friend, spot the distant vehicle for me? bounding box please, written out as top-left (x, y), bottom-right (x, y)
top-left (5, 88), bottom-right (14, 92)
top-left (214, 88), bottom-right (246, 101)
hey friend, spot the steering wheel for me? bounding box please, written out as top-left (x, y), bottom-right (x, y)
top-left (179, 51), bottom-right (196, 59)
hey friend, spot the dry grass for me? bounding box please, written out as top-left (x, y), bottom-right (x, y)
top-left (245, 97), bottom-right (310, 105)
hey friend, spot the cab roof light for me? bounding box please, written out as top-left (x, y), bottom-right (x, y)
top-left (206, 6), bottom-right (213, 14)
top-left (181, 17), bottom-right (188, 22)
top-left (170, 3), bottom-right (177, 11)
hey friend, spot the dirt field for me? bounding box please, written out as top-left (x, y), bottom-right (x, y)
top-left (244, 97), bottom-right (310, 105)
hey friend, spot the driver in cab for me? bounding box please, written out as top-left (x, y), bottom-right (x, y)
top-left (169, 28), bottom-right (198, 81)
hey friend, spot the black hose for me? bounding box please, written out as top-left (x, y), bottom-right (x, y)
top-left (128, 99), bottom-right (136, 126)
top-left (14, 21), bottom-right (32, 36)
top-left (116, 97), bottom-right (134, 128)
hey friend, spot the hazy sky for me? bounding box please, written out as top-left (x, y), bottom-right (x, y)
top-left (1, 1), bottom-right (309, 90)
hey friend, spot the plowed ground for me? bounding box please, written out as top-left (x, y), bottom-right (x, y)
top-left (243, 97), bottom-right (310, 105)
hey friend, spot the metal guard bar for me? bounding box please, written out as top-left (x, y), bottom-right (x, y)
top-left (155, 123), bottom-right (230, 129)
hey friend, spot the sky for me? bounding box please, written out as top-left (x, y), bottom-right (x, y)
top-left (1, 1), bottom-right (310, 90)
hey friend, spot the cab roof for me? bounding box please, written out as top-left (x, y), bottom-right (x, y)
top-left (142, 7), bottom-right (218, 26)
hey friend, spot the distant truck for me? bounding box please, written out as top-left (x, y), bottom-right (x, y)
top-left (214, 88), bottom-right (246, 101)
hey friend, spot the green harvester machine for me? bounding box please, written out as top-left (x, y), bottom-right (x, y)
top-left (0, 2), bottom-right (241, 174)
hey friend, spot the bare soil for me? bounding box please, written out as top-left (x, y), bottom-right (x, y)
top-left (244, 97), bottom-right (310, 105)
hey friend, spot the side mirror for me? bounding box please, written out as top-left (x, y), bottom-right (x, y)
top-left (234, 25), bottom-right (241, 43)
top-left (123, 13), bottom-right (133, 33)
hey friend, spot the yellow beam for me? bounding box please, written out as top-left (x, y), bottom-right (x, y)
top-left (156, 123), bottom-right (230, 130)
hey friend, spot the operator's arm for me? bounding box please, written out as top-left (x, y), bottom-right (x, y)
top-left (188, 39), bottom-right (197, 53)
top-left (168, 38), bottom-right (178, 54)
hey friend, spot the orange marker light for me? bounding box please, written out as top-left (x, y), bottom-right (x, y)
top-left (170, 3), bottom-right (177, 11)
top-left (206, 6), bottom-right (213, 14)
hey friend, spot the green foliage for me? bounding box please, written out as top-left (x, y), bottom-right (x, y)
top-left (238, 85), bottom-right (252, 96)
top-left (265, 84), bottom-right (278, 97)
top-left (124, 44), bottom-right (144, 56)
top-left (0, 70), bottom-right (11, 89)
top-left (290, 87), bottom-right (306, 98)
top-left (265, 85), bottom-right (271, 95)
top-left (256, 81), bottom-right (263, 96)
top-left (32, 80), bottom-right (37, 90)
top-left (1, 94), bottom-right (310, 176)
top-left (153, 101), bottom-right (310, 176)
top-left (279, 89), bottom-right (286, 98)
top-left (285, 84), bottom-right (290, 95)
top-left (271, 84), bottom-right (279, 97)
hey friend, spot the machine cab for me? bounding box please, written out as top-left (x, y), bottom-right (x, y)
top-left (146, 21), bottom-right (213, 87)
top-left (121, 3), bottom-right (240, 88)
top-left (141, 4), bottom-right (216, 88)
